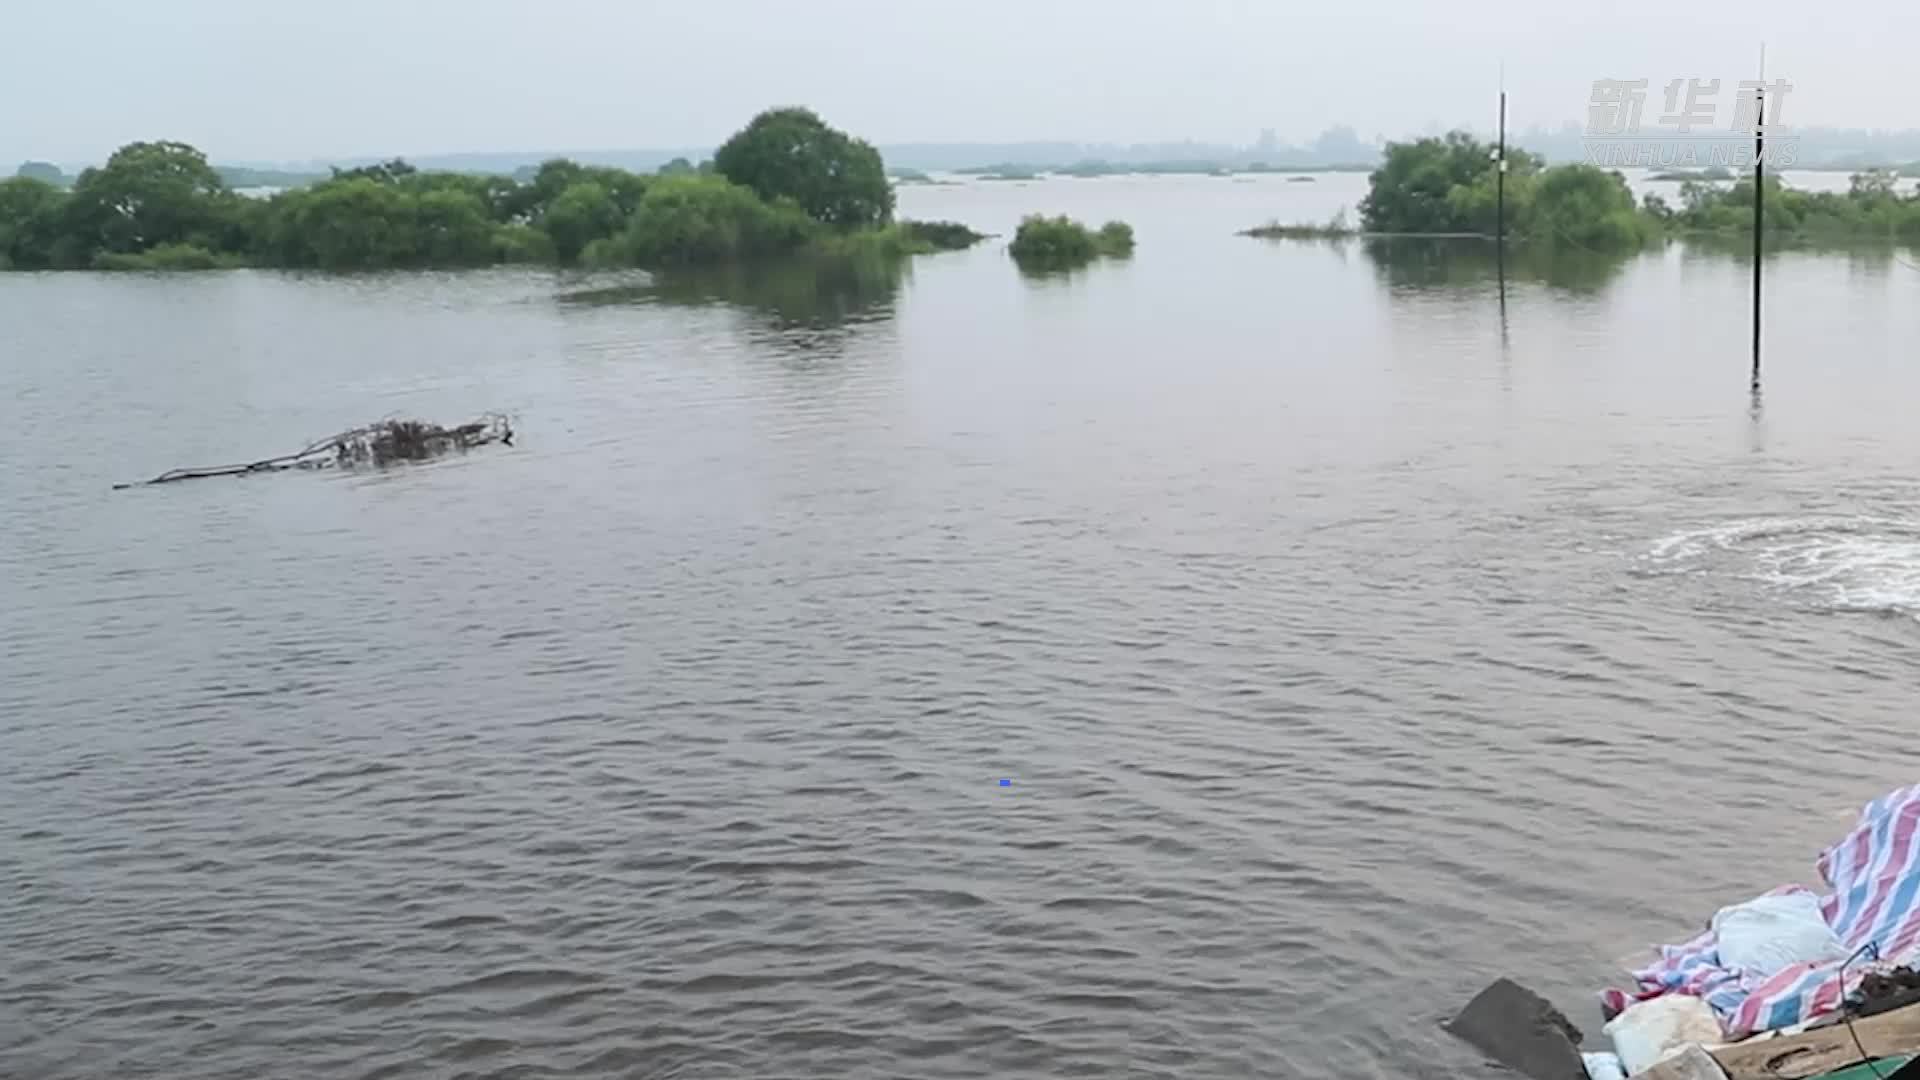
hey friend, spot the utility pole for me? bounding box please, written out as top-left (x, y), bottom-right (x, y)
top-left (1751, 45), bottom-right (1766, 392)
top-left (1496, 65), bottom-right (1507, 253)
top-left (1496, 66), bottom-right (1508, 311)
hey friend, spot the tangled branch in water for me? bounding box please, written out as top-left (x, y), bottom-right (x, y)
top-left (114, 414), bottom-right (514, 489)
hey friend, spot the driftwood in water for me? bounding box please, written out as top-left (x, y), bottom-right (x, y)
top-left (114, 415), bottom-right (513, 489)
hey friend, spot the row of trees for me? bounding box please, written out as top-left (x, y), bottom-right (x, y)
top-left (0, 109), bottom-right (952, 271)
top-left (1653, 170), bottom-right (1920, 242)
top-left (1357, 132), bottom-right (1920, 251)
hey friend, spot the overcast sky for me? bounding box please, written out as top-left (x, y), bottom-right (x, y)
top-left (1, 0), bottom-right (1898, 165)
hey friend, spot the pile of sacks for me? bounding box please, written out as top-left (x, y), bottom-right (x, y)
top-left (1592, 892), bottom-right (1850, 1076)
top-left (1449, 783), bottom-right (1920, 1079)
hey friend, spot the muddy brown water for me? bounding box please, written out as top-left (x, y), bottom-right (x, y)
top-left (6, 173), bottom-right (1920, 1078)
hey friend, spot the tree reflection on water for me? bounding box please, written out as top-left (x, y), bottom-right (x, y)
top-left (557, 254), bottom-right (908, 346)
top-left (1357, 237), bottom-right (1634, 294)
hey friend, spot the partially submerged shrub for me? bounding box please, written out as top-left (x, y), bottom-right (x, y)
top-left (1239, 211), bottom-right (1357, 240)
top-left (1010, 215), bottom-right (1094, 261)
top-left (899, 219), bottom-right (986, 251)
top-left (1095, 221), bottom-right (1135, 254)
top-left (1008, 214), bottom-right (1135, 265)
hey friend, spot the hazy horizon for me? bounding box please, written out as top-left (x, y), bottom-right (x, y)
top-left (3, 0), bottom-right (1904, 166)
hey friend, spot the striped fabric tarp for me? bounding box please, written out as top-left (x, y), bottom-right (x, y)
top-left (1601, 784), bottom-right (1920, 1038)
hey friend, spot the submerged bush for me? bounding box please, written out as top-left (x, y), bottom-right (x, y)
top-left (1096, 221), bottom-right (1135, 254)
top-left (813, 224), bottom-right (925, 259)
top-left (1240, 210), bottom-right (1356, 240)
top-left (898, 219), bottom-right (986, 251)
top-left (1526, 164), bottom-right (1652, 252)
top-left (1010, 215), bottom-right (1095, 261)
top-left (1008, 214), bottom-right (1136, 265)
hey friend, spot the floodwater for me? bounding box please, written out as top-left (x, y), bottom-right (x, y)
top-left (6, 173), bottom-right (1920, 1079)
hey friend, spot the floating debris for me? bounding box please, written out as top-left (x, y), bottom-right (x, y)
top-left (114, 414), bottom-right (513, 489)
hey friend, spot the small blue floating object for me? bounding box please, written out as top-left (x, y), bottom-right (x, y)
top-left (999, 779), bottom-right (1011, 787)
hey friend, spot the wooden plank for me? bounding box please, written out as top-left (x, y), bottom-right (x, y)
top-left (1708, 1003), bottom-right (1920, 1080)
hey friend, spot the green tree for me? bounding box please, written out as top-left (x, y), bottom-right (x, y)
top-left (500, 159), bottom-right (647, 224)
top-left (583, 166), bottom-right (648, 217)
top-left (620, 174), bottom-right (816, 265)
top-left (0, 177), bottom-right (67, 267)
top-left (1096, 221), bottom-right (1135, 254)
top-left (492, 223), bottom-right (556, 263)
top-left (713, 107), bottom-right (893, 227)
top-left (514, 159), bottom-right (586, 221)
top-left (1359, 132), bottom-right (1540, 234)
top-left (476, 174), bottom-right (523, 222)
top-left (415, 189), bottom-right (494, 264)
top-left (267, 178), bottom-right (419, 268)
top-left (542, 181), bottom-right (623, 262)
top-left (63, 141), bottom-right (239, 258)
top-left (1528, 165), bottom-right (1649, 250)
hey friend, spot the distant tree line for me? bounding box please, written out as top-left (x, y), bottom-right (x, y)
top-left (0, 109), bottom-right (984, 271)
top-left (1650, 169), bottom-right (1920, 243)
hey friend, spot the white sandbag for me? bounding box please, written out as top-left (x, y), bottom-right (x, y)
top-left (1582, 1050), bottom-right (1628, 1080)
top-left (1645, 1044), bottom-right (1727, 1080)
top-left (1711, 892), bottom-right (1845, 978)
top-left (1602, 994), bottom-right (1723, 1075)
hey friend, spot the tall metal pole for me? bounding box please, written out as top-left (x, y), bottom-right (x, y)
top-left (1751, 88), bottom-right (1764, 391)
top-left (1496, 89), bottom-right (1507, 251)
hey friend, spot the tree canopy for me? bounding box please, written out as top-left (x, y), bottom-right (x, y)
top-left (1527, 164), bottom-right (1649, 250)
top-left (62, 141), bottom-right (241, 257)
top-left (713, 108), bottom-right (894, 228)
top-left (1360, 132), bottom-right (1543, 235)
top-left (542, 181), bottom-right (624, 262)
top-left (0, 177), bottom-right (66, 268)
